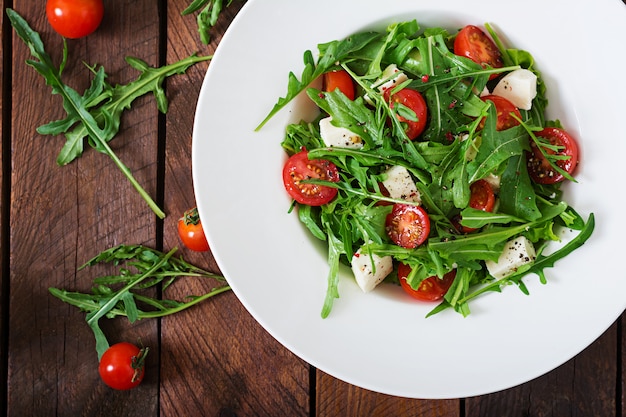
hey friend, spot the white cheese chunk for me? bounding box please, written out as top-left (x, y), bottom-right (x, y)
top-left (319, 117), bottom-right (364, 149)
top-left (482, 173), bottom-right (501, 194)
top-left (376, 64), bottom-right (409, 94)
top-left (351, 247), bottom-right (393, 293)
top-left (381, 165), bottom-right (420, 203)
top-left (486, 236), bottom-right (537, 279)
top-left (491, 69), bottom-right (537, 110)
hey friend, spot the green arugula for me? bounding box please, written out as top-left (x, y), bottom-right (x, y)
top-left (262, 20), bottom-right (594, 317)
top-left (182, 0), bottom-right (236, 44)
top-left (7, 9), bottom-right (212, 219)
top-left (49, 245), bottom-right (230, 359)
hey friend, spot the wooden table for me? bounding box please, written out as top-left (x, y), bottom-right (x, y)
top-left (1, 1), bottom-right (624, 416)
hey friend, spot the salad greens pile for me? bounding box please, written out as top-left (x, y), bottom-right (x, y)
top-left (259, 20), bottom-right (594, 318)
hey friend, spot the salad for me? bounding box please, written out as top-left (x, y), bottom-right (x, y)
top-left (257, 20), bottom-right (594, 318)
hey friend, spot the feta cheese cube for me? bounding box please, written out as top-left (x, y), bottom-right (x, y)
top-left (491, 69), bottom-right (537, 110)
top-left (381, 165), bottom-right (420, 203)
top-left (351, 247), bottom-right (393, 292)
top-left (376, 64), bottom-right (409, 94)
top-left (319, 117), bottom-right (364, 149)
top-left (486, 236), bottom-right (537, 279)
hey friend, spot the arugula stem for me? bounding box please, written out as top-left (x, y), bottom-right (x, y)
top-left (96, 138), bottom-right (166, 219)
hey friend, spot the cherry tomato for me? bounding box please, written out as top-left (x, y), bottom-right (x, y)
top-left (385, 204), bottom-right (430, 249)
top-left (386, 88), bottom-right (428, 140)
top-left (468, 179), bottom-right (496, 212)
top-left (527, 127), bottom-right (579, 184)
top-left (455, 179), bottom-right (496, 233)
top-left (398, 263), bottom-right (456, 301)
top-left (480, 95), bottom-right (521, 131)
top-left (323, 70), bottom-right (355, 100)
top-left (282, 149), bottom-right (339, 206)
top-left (46, 0), bottom-right (104, 39)
top-left (178, 207), bottom-right (209, 252)
top-left (454, 25), bottom-right (503, 79)
top-left (99, 342), bottom-right (147, 390)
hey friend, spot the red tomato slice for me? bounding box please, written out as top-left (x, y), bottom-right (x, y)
top-left (398, 263), bottom-right (456, 301)
top-left (527, 127), bottom-right (579, 184)
top-left (480, 95), bottom-right (522, 131)
top-left (385, 204), bottom-right (430, 249)
top-left (323, 70), bottom-right (355, 100)
top-left (454, 25), bottom-right (503, 80)
top-left (283, 149), bottom-right (340, 206)
top-left (386, 88), bottom-right (428, 140)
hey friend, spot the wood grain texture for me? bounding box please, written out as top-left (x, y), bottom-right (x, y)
top-left (160, 1), bottom-right (309, 416)
top-left (316, 371), bottom-right (459, 417)
top-left (7, 1), bottom-right (160, 415)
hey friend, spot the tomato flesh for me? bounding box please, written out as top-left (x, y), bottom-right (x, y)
top-left (283, 149), bottom-right (339, 206)
top-left (398, 263), bottom-right (456, 301)
top-left (454, 179), bottom-right (495, 234)
top-left (323, 70), bottom-right (355, 100)
top-left (527, 127), bottom-right (579, 184)
top-left (454, 25), bottom-right (503, 79)
top-left (386, 88), bottom-right (428, 140)
top-left (385, 204), bottom-right (430, 249)
top-left (469, 179), bottom-right (496, 212)
top-left (178, 207), bottom-right (209, 252)
top-left (99, 343), bottom-right (147, 391)
top-left (46, 0), bottom-right (104, 39)
top-left (480, 95), bottom-right (521, 131)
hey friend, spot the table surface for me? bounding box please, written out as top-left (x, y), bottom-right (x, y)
top-left (1, 1), bottom-right (624, 416)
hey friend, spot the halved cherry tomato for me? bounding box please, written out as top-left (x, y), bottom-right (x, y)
top-left (454, 25), bottom-right (503, 79)
top-left (283, 149), bottom-right (339, 206)
top-left (386, 88), bottom-right (428, 140)
top-left (98, 342), bottom-right (147, 391)
top-left (323, 70), bottom-right (355, 100)
top-left (385, 204), bottom-right (430, 249)
top-left (178, 207), bottom-right (209, 252)
top-left (480, 95), bottom-right (521, 131)
top-left (453, 179), bottom-right (496, 233)
top-left (46, 0), bottom-right (104, 39)
top-left (469, 179), bottom-right (496, 212)
top-left (527, 127), bottom-right (579, 184)
top-left (398, 263), bottom-right (456, 301)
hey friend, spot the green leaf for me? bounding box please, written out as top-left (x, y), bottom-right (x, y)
top-left (8, 9), bottom-right (211, 219)
top-left (499, 154), bottom-right (542, 221)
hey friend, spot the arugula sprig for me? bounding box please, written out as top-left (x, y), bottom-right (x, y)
top-left (182, 0), bottom-right (236, 44)
top-left (7, 9), bottom-right (212, 219)
top-left (49, 245), bottom-right (230, 359)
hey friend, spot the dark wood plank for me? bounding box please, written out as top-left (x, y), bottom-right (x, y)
top-left (0, 0), bottom-right (8, 411)
top-left (159, 1), bottom-right (309, 415)
top-left (466, 319), bottom-right (619, 417)
top-left (7, 1), bottom-right (160, 415)
top-left (317, 371), bottom-right (460, 417)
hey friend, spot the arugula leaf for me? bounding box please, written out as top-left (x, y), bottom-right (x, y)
top-left (8, 9), bottom-right (211, 219)
top-left (49, 245), bottom-right (230, 359)
top-left (256, 32), bottom-right (381, 130)
top-left (182, 0), bottom-right (236, 44)
top-left (498, 154), bottom-right (542, 221)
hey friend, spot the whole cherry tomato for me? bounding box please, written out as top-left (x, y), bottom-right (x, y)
top-left (46, 0), bottom-right (104, 39)
top-left (178, 207), bottom-right (210, 252)
top-left (98, 342), bottom-right (147, 390)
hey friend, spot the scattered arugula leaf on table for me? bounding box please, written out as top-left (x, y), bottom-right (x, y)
top-left (182, 0), bottom-right (240, 44)
top-left (7, 9), bottom-right (212, 219)
top-left (49, 244), bottom-right (230, 359)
